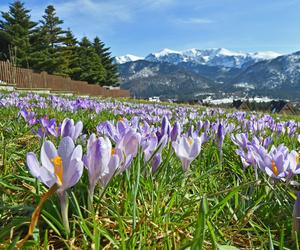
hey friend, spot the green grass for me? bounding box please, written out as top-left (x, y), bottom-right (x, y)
top-left (0, 97), bottom-right (299, 249)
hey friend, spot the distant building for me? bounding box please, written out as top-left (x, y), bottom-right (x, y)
top-left (232, 100), bottom-right (251, 111)
top-left (149, 96), bottom-right (160, 102)
top-left (103, 85), bottom-right (121, 90)
top-left (269, 100), bottom-right (296, 115)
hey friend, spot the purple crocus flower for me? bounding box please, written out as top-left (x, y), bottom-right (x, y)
top-left (61, 118), bottom-right (83, 141)
top-left (26, 136), bottom-right (83, 234)
top-left (141, 133), bottom-right (167, 173)
top-left (83, 134), bottom-right (119, 209)
top-left (231, 133), bottom-right (249, 150)
top-left (156, 116), bottom-right (171, 142)
top-left (203, 120), bottom-right (210, 131)
top-left (19, 109), bottom-right (37, 125)
top-left (236, 148), bottom-right (257, 169)
top-left (152, 153), bottom-right (162, 173)
top-left (139, 121), bottom-right (151, 137)
top-left (33, 116), bottom-right (54, 139)
top-left (99, 120), bottom-right (129, 143)
top-left (142, 133), bottom-right (158, 162)
top-left (170, 122), bottom-right (181, 142)
top-left (216, 122), bottom-right (225, 150)
top-left (288, 151), bottom-right (300, 176)
top-left (255, 145), bottom-right (289, 179)
top-left (172, 136), bottom-right (202, 171)
top-left (115, 129), bottom-right (141, 171)
top-left (262, 136), bottom-right (272, 149)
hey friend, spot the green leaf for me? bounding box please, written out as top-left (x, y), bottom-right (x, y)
top-left (217, 245), bottom-right (240, 250)
top-left (192, 195), bottom-right (208, 250)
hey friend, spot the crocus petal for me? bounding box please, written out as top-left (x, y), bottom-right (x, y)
top-left (152, 153), bottom-right (161, 173)
top-left (170, 122), bottom-right (180, 142)
top-left (101, 154), bottom-right (119, 187)
top-left (74, 121), bottom-right (83, 140)
top-left (39, 167), bottom-right (57, 188)
top-left (117, 120), bottom-right (127, 135)
top-left (26, 152), bottom-right (41, 178)
top-left (40, 140), bottom-right (57, 173)
top-left (190, 138), bottom-right (202, 158)
top-left (87, 133), bottom-right (97, 152)
top-left (61, 118), bottom-right (71, 137)
top-left (58, 136), bottom-right (75, 168)
top-left (62, 158), bottom-right (83, 190)
top-left (99, 137), bottom-right (112, 167)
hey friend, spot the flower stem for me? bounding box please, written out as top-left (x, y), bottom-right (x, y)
top-left (59, 191), bottom-right (70, 235)
top-left (88, 185), bottom-right (95, 212)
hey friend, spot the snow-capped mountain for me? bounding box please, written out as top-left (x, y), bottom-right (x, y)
top-left (114, 54), bottom-right (143, 64)
top-left (116, 48), bottom-right (300, 100)
top-left (233, 51), bottom-right (300, 91)
top-left (116, 48), bottom-right (282, 68)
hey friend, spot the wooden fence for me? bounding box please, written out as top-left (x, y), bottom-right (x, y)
top-left (0, 60), bottom-right (129, 98)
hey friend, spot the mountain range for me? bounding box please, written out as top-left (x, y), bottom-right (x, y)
top-left (115, 48), bottom-right (300, 100)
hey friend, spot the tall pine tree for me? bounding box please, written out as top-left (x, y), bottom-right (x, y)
top-left (93, 36), bottom-right (119, 86)
top-left (0, 0), bottom-right (37, 67)
top-left (29, 5), bottom-right (66, 74)
top-left (60, 28), bottom-right (80, 76)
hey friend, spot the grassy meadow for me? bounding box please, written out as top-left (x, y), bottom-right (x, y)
top-left (0, 92), bottom-right (299, 249)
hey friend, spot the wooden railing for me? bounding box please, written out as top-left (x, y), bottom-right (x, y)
top-left (0, 60), bottom-right (129, 98)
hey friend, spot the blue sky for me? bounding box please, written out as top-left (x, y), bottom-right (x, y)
top-left (1, 0), bottom-right (300, 56)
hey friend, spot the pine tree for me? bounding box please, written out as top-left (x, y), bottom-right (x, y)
top-left (0, 0), bottom-right (37, 66)
top-left (39, 5), bottom-right (65, 48)
top-left (72, 37), bottom-right (106, 84)
top-left (60, 28), bottom-right (80, 76)
top-left (29, 5), bottom-right (66, 74)
top-left (93, 36), bottom-right (119, 86)
top-left (0, 30), bottom-right (11, 60)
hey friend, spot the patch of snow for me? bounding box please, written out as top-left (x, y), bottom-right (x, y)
top-left (115, 54), bottom-right (143, 64)
top-left (141, 48), bottom-right (283, 68)
top-left (250, 51), bottom-right (282, 60)
top-left (234, 82), bottom-right (255, 89)
top-left (153, 48), bottom-right (181, 57)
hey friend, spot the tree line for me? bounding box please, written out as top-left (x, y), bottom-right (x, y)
top-left (0, 1), bottom-right (118, 86)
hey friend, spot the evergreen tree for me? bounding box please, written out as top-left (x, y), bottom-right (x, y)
top-left (39, 5), bottom-right (65, 48)
top-left (93, 36), bottom-right (119, 86)
top-left (29, 5), bottom-right (66, 74)
top-left (0, 0), bottom-right (37, 66)
top-left (60, 28), bottom-right (80, 76)
top-left (72, 37), bottom-right (106, 84)
top-left (0, 30), bottom-right (11, 60)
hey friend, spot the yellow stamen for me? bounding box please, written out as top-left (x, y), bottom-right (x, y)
top-left (111, 148), bottom-right (115, 155)
top-left (187, 137), bottom-right (193, 146)
top-left (51, 156), bottom-right (63, 185)
top-left (297, 153), bottom-right (300, 165)
top-left (118, 117), bottom-right (124, 122)
top-left (271, 160), bottom-right (279, 176)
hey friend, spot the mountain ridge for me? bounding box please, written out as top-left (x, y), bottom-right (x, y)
top-left (115, 48), bottom-right (282, 68)
top-left (115, 48), bottom-right (300, 100)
